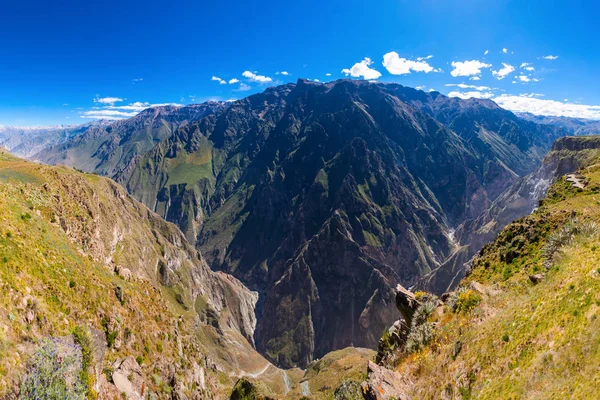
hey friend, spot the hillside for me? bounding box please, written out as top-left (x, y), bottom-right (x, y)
top-left (115, 79), bottom-right (564, 368)
top-left (358, 136), bottom-right (600, 399)
top-left (0, 150), bottom-right (277, 398)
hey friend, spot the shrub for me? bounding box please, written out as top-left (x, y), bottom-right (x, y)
top-left (542, 218), bottom-right (598, 268)
top-left (72, 326), bottom-right (97, 399)
top-left (20, 337), bottom-right (86, 399)
top-left (405, 299), bottom-right (437, 354)
top-left (454, 290), bottom-right (482, 313)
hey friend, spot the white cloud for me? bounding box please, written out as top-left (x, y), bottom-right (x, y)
top-left (325, 73), bottom-right (332, 77)
top-left (314, 79), bottom-right (320, 82)
top-left (81, 101), bottom-right (182, 120)
top-left (382, 52), bottom-right (440, 75)
top-left (494, 94), bottom-right (600, 119)
top-left (94, 97), bottom-right (123, 105)
top-left (341, 57), bottom-right (382, 80)
top-left (416, 85), bottom-right (426, 90)
top-left (445, 83), bottom-right (492, 91)
top-left (502, 48), bottom-right (508, 54)
top-left (518, 75), bottom-right (531, 83)
top-left (470, 76), bottom-right (481, 81)
top-left (429, 88), bottom-right (436, 92)
top-left (235, 83), bottom-right (252, 92)
top-left (448, 91), bottom-right (495, 100)
top-left (450, 60), bottom-right (492, 77)
top-left (228, 78), bottom-right (240, 84)
top-left (242, 71), bottom-right (273, 83)
top-left (492, 63), bottom-right (515, 80)
top-left (543, 55), bottom-right (559, 60)
top-left (484, 50), bottom-right (489, 55)
top-left (211, 76), bottom-right (227, 84)
top-left (520, 63), bottom-right (535, 72)
top-left (276, 71), bottom-right (290, 76)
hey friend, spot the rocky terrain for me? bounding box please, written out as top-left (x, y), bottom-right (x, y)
top-left (349, 135), bottom-right (600, 399)
top-left (0, 150), bottom-right (274, 398)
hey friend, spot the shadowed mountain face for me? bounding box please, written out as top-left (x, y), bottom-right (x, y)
top-left (110, 79), bottom-right (565, 368)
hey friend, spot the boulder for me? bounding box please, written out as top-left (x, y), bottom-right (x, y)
top-left (395, 285), bottom-right (420, 327)
top-left (362, 361), bottom-right (412, 400)
top-left (116, 266), bottom-right (133, 281)
top-left (529, 273), bottom-right (545, 284)
top-left (112, 356), bottom-right (145, 400)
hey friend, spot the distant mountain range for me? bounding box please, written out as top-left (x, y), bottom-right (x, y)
top-left (4, 80), bottom-right (574, 368)
top-left (517, 112), bottom-right (600, 135)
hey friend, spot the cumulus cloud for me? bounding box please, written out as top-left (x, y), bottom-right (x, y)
top-left (445, 83), bottom-right (492, 91)
top-left (325, 73), bottom-right (332, 76)
top-left (450, 60), bottom-right (492, 77)
top-left (341, 57), bottom-right (382, 80)
top-left (484, 50), bottom-right (489, 55)
top-left (94, 97), bottom-right (123, 105)
top-left (448, 91), bottom-right (495, 100)
top-left (242, 71), bottom-right (273, 83)
top-left (492, 63), bottom-right (515, 80)
top-left (520, 63), bottom-right (535, 72)
top-left (494, 94), bottom-right (600, 119)
top-left (234, 83), bottom-right (252, 92)
top-left (518, 75), bottom-right (531, 83)
top-left (470, 76), bottom-right (481, 81)
top-left (81, 101), bottom-right (182, 120)
top-left (502, 48), bottom-right (508, 54)
top-left (382, 52), bottom-right (440, 75)
top-left (228, 78), bottom-right (239, 84)
top-left (416, 85), bottom-right (426, 90)
top-left (211, 76), bottom-right (227, 85)
top-left (543, 55), bottom-right (559, 60)
top-left (276, 71), bottom-right (290, 76)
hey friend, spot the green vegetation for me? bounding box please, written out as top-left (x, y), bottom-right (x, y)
top-left (20, 338), bottom-right (86, 399)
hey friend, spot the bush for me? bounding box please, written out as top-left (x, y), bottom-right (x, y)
top-left (72, 326), bottom-right (97, 398)
top-left (20, 337), bottom-right (86, 399)
top-left (542, 218), bottom-right (598, 268)
top-left (405, 299), bottom-right (437, 354)
top-left (454, 290), bottom-right (482, 313)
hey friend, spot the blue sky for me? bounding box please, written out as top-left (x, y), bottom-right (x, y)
top-left (1, 0), bottom-right (599, 125)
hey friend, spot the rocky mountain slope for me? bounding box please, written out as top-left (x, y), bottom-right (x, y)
top-left (33, 102), bottom-right (226, 177)
top-left (420, 135), bottom-right (600, 294)
top-left (112, 79), bottom-right (565, 368)
top-left (0, 150), bottom-right (279, 398)
top-left (354, 135), bottom-right (600, 399)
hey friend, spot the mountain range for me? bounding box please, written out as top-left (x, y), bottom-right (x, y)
top-left (17, 79), bottom-right (568, 369)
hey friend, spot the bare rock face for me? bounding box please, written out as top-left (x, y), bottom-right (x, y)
top-left (395, 284), bottom-right (420, 327)
top-left (529, 273), bottom-right (546, 284)
top-left (111, 356), bottom-right (145, 400)
top-left (362, 361), bottom-right (412, 400)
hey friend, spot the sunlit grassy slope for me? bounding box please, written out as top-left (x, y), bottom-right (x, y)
top-left (0, 151), bottom-right (273, 398)
top-left (386, 158), bottom-right (600, 398)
